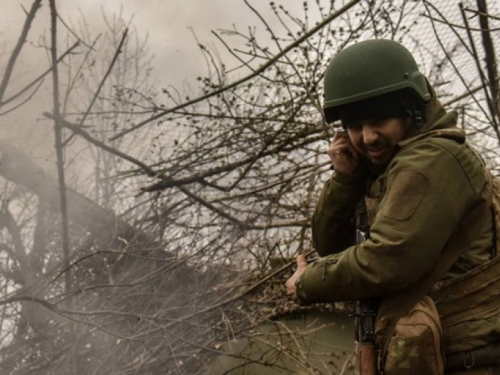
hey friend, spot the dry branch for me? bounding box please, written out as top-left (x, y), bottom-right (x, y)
top-left (109, 0), bottom-right (363, 141)
top-left (0, 0), bottom-right (42, 104)
top-left (477, 0), bottom-right (500, 125)
top-left (49, 0), bottom-right (72, 292)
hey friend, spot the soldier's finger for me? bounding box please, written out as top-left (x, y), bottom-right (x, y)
top-left (344, 142), bottom-right (359, 160)
top-left (331, 137), bottom-right (352, 149)
top-left (329, 141), bottom-right (349, 156)
top-left (329, 138), bottom-right (348, 153)
top-left (331, 130), bottom-right (347, 143)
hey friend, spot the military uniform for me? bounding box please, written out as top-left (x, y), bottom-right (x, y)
top-left (296, 45), bottom-right (499, 371)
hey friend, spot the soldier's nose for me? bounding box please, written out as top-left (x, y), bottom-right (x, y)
top-left (362, 126), bottom-right (379, 145)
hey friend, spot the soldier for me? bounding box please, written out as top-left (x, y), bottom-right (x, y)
top-left (286, 39), bottom-right (500, 374)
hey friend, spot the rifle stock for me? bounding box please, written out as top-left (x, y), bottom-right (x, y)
top-left (359, 342), bottom-right (377, 375)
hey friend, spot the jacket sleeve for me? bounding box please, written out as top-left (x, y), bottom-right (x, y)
top-left (312, 169), bottom-right (366, 257)
top-left (297, 140), bottom-right (485, 303)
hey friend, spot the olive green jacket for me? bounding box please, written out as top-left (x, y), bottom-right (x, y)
top-left (297, 92), bottom-right (495, 354)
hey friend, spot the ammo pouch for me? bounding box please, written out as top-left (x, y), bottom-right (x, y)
top-left (379, 296), bottom-right (445, 375)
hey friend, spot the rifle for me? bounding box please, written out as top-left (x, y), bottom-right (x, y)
top-left (355, 299), bottom-right (378, 375)
top-left (354, 226), bottom-right (378, 375)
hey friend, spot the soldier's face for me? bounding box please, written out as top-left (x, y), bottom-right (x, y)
top-left (346, 117), bottom-right (410, 167)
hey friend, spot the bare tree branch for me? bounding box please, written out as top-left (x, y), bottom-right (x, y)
top-left (477, 0), bottom-right (500, 125)
top-left (0, 42), bottom-right (80, 110)
top-left (0, 0), bottom-right (42, 104)
top-left (109, 0), bottom-right (363, 141)
top-left (460, 2), bottom-right (500, 141)
top-left (78, 29), bottom-right (128, 127)
top-left (43, 112), bottom-right (156, 176)
top-left (49, 0), bottom-right (72, 293)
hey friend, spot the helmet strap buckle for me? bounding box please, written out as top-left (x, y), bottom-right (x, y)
top-left (414, 110), bottom-right (423, 129)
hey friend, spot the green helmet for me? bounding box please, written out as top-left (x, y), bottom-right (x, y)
top-left (323, 39), bottom-right (431, 124)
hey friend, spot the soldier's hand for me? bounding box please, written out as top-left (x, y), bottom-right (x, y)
top-left (286, 255), bottom-right (308, 301)
top-left (328, 131), bottom-right (360, 175)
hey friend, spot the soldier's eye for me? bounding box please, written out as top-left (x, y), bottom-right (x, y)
top-left (346, 122), bottom-right (361, 130)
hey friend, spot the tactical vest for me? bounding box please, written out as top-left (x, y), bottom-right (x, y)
top-left (429, 172), bottom-right (500, 369)
top-left (359, 132), bottom-right (500, 371)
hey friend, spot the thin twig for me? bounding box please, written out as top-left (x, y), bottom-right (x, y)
top-left (56, 12), bottom-right (96, 50)
top-left (43, 112), bottom-right (156, 177)
top-left (459, 2), bottom-right (500, 142)
top-left (0, 79), bottom-right (44, 117)
top-left (78, 28), bottom-right (128, 127)
top-left (476, 0), bottom-right (500, 130)
top-left (466, 8), bottom-right (500, 22)
top-left (339, 347), bottom-right (357, 375)
top-left (109, 0), bottom-right (363, 141)
top-left (422, 1), bottom-right (492, 137)
top-left (422, 14), bottom-right (500, 32)
top-left (142, 131), bottom-right (326, 192)
top-left (442, 76), bottom-right (500, 107)
top-left (62, 36), bottom-right (101, 116)
top-left (0, 42), bottom-right (80, 109)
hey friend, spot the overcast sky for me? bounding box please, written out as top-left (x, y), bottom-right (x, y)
top-left (0, 0), bottom-right (311, 172)
top-left (1, 0), bottom-right (306, 89)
